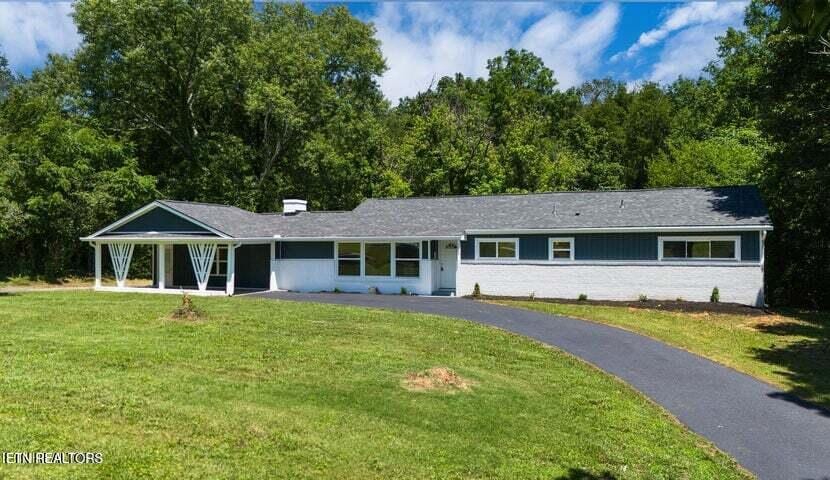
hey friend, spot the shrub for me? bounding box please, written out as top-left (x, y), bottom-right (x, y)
top-left (400, 287), bottom-right (408, 295)
top-left (528, 291), bottom-right (535, 301)
top-left (710, 287), bottom-right (720, 303)
top-left (638, 294), bottom-right (648, 303)
top-left (472, 283), bottom-right (481, 298)
top-left (333, 287), bottom-right (341, 293)
top-left (577, 293), bottom-right (588, 301)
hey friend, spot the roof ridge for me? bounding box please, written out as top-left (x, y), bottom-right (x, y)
top-left (159, 199), bottom-right (256, 214)
top-left (361, 185), bottom-right (759, 202)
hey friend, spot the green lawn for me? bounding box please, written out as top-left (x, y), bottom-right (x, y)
top-left (0, 292), bottom-right (747, 479)
top-left (0, 275), bottom-right (150, 289)
top-left (496, 300), bottom-right (830, 411)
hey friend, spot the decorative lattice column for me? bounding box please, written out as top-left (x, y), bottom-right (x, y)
top-left (187, 243), bottom-right (217, 291)
top-left (108, 243), bottom-right (134, 288)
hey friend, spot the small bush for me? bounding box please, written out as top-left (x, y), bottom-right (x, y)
top-left (638, 294), bottom-right (648, 303)
top-left (333, 287), bottom-right (341, 293)
top-left (676, 297), bottom-right (684, 302)
top-left (400, 287), bottom-right (408, 295)
top-left (577, 293), bottom-right (588, 302)
top-left (170, 293), bottom-right (202, 321)
top-left (710, 287), bottom-right (720, 303)
top-left (472, 283), bottom-right (481, 298)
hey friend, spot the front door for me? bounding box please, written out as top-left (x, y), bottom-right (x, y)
top-left (438, 241), bottom-right (458, 290)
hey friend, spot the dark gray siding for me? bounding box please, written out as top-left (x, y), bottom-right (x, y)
top-left (236, 244), bottom-right (270, 289)
top-left (740, 232), bottom-right (760, 261)
top-left (460, 234), bottom-right (554, 260)
top-left (461, 231), bottom-right (762, 262)
top-left (575, 233), bottom-right (656, 260)
top-left (461, 238), bottom-right (475, 260)
top-left (278, 241), bottom-right (334, 259)
top-left (111, 207), bottom-right (213, 235)
top-left (519, 236), bottom-right (549, 260)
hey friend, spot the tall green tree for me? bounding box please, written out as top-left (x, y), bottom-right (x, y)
top-left (385, 75), bottom-right (503, 196)
top-left (0, 57), bottom-right (157, 276)
top-left (755, 1), bottom-right (830, 307)
top-left (242, 3), bottom-right (388, 210)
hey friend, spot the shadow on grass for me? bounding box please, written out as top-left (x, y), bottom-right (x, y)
top-left (751, 309), bottom-right (830, 415)
top-left (556, 468), bottom-right (617, 480)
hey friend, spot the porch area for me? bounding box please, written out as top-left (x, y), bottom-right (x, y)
top-left (90, 240), bottom-right (268, 296)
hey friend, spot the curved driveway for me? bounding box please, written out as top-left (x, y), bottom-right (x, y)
top-left (251, 292), bottom-right (830, 480)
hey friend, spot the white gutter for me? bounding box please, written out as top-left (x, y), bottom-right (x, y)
top-left (464, 225), bottom-right (773, 235)
top-left (82, 235), bottom-right (465, 243)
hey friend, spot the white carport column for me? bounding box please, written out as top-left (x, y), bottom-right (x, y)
top-left (269, 241), bottom-right (278, 291)
top-left (226, 244), bottom-right (237, 296)
top-left (108, 243), bottom-right (134, 288)
top-left (157, 244), bottom-right (166, 291)
top-left (94, 243), bottom-right (102, 288)
top-left (187, 243), bottom-right (217, 292)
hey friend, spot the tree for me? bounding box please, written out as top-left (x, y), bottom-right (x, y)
top-left (621, 83), bottom-right (672, 188)
top-left (0, 57), bottom-right (157, 276)
top-left (385, 75), bottom-right (502, 196)
top-left (241, 3), bottom-right (388, 210)
top-left (753, 2), bottom-right (830, 307)
top-left (0, 52), bottom-right (14, 101)
top-left (648, 128), bottom-right (767, 187)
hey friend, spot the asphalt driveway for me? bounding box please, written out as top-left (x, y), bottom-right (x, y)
top-left (251, 291), bottom-right (830, 480)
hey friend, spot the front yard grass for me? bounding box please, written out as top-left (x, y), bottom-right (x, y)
top-left (0, 291), bottom-right (747, 479)
top-left (496, 299), bottom-right (830, 411)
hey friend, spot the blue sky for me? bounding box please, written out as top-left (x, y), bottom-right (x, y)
top-left (0, 1), bottom-right (748, 102)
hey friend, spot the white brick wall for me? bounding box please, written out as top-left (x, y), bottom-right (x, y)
top-left (273, 259), bottom-right (436, 295)
top-left (457, 262), bottom-right (764, 306)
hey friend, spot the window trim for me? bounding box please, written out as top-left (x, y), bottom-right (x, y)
top-left (336, 241), bottom-right (363, 277)
top-left (210, 245), bottom-right (228, 277)
top-left (335, 241), bottom-right (422, 279)
top-left (475, 238), bottom-right (519, 261)
top-left (549, 237), bottom-right (575, 261)
top-left (658, 236), bottom-right (741, 261)
top-left (394, 241), bottom-right (421, 278)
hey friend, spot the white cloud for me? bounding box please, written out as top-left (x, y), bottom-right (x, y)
top-left (369, 2), bottom-right (619, 102)
top-left (611, 2), bottom-right (746, 62)
top-left (0, 2), bottom-right (80, 74)
top-left (519, 4), bottom-right (619, 89)
top-left (648, 23), bottom-right (723, 83)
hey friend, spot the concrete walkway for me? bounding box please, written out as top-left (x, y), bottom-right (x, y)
top-left (252, 291), bottom-right (830, 480)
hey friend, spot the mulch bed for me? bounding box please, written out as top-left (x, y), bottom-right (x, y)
top-left (472, 294), bottom-right (768, 316)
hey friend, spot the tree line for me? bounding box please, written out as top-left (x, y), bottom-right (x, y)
top-left (0, 1), bottom-right (827, 308)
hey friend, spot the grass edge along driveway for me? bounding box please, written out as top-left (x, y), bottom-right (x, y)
top-left (495, 299), bottom-right (830, 412)
top-left (0, 291), bottom-right (749, 479)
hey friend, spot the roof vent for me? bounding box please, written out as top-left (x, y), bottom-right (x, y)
top-left (283, 199), bottom-right (307, 215)
top-left (620, 199), bottom-right (624, 209)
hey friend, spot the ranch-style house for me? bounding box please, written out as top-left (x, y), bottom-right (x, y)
top-left (81, 185), bottom-right (772, 306)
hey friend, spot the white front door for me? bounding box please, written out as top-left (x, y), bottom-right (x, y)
top-left (438, 241), bottom-right (458, 290)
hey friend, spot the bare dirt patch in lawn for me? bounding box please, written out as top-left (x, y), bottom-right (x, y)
top-left (403, 367), bottom-right (474, 393)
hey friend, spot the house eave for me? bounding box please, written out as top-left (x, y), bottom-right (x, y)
top-left (463, 225), bottom-right (773, 235)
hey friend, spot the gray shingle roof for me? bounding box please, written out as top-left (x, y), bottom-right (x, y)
top-left (155, 186), bottom-right (771, 239)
